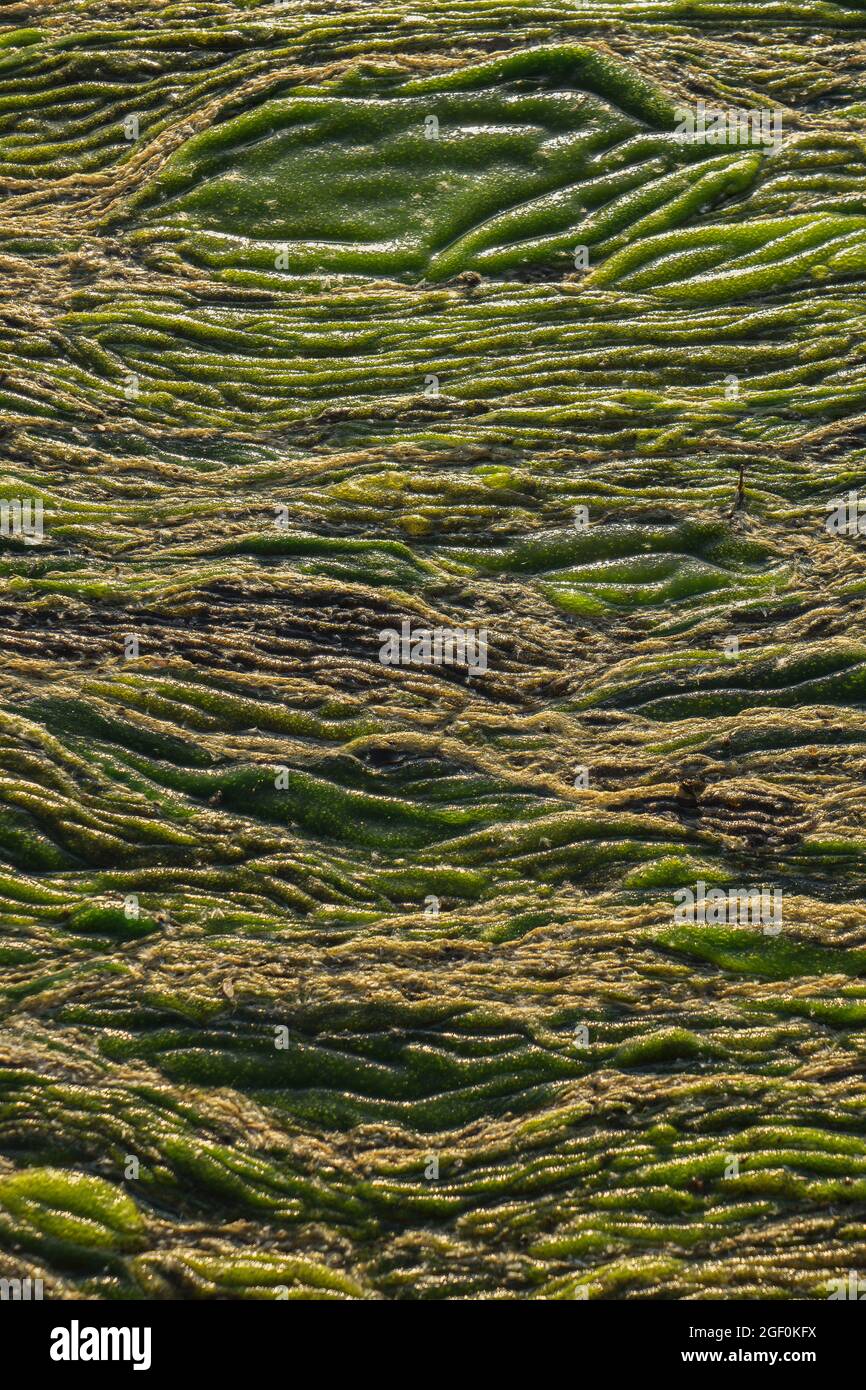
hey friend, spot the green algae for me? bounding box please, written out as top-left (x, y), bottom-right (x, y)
top-left (129, 45), bottom-right (693, 282)
top-left (0, 1169), bottom-right (146, 1265)
top-left (1, 0), bottom-right (866, 1306)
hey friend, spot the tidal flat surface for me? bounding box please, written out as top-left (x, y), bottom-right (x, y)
top-left (0, 0), bottom-right (865, 1300)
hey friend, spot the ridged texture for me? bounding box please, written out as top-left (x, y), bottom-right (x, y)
top-left (0, 0), bottom-right (865, 1300)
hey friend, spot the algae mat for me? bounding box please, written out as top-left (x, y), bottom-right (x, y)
top-left (1, 0), bottom-right (865, 1302)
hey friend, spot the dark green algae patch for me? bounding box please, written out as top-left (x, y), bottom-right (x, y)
top-left (1, 1), bottom-right (866, 1301)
